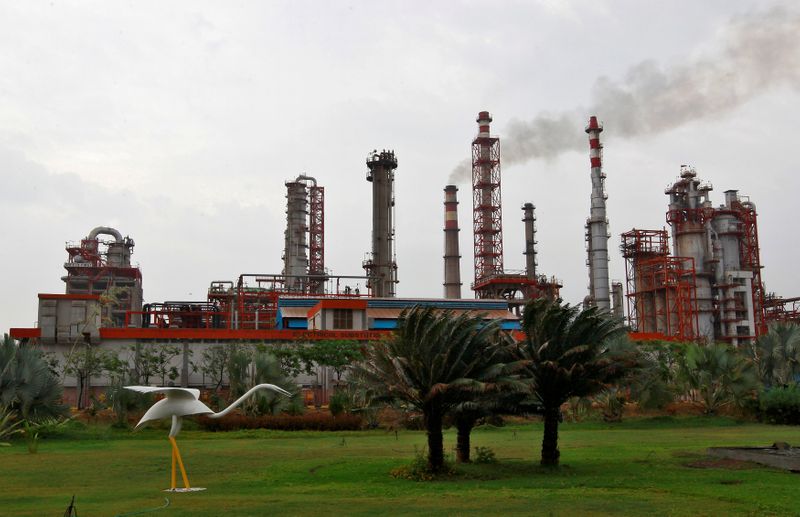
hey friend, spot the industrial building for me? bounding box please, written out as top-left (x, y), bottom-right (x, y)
top-left (9, 110), bottom-right (799, 404)
top-left (622, 165), bottom-right (798, 344)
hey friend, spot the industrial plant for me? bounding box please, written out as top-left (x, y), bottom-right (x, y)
top-left (9, 110), bottom-right (800, 404)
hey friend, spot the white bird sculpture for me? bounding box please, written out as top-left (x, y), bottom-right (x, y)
top-left (126, 383), bottom-right (291, 492)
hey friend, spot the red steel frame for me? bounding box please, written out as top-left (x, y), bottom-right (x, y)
top-left (621, 229), bottom-right (698, 340)
top-left (730, 200), bottom-right (767, 336)
top-left (764, 295), bottom-right (800, 324)
top-left (308, 186), bottom-right (325, 293)
top-left (472, 116), bottom-right (504, 297)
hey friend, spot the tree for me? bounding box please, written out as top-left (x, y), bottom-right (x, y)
top-left (515, 298), bottom-right (632, 466)
top-left (197, 344), bottom-right (233, 392)
top-left (1, 334), bottom-right (68, 421)
top-left (128, 344), bottom-right (181, 386)
top-left (677, 342), bottom-right (758, 414)
top-left (63, 339), bottom-right (114, 410)
top-left (357, 306), bottom-right (510, 472)
top-left (308, 340), bottom-right (364, 381)
top-left (227, 345), bottom-right (299, 416)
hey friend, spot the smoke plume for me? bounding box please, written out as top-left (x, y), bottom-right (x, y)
top-left (448, 6), bottom-right (800, 183)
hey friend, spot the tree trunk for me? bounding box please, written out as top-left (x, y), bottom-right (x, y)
top-left (540, 406), bottom-right (561, 466)
top-left (76, 375), bottom-right (86, 410)
top-left (424, 404), bottom-right (444, 471)
top-left (456, 420), bottom-right (473, 463)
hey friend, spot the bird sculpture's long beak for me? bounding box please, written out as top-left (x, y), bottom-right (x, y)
top-left (271, 386), bottom-right (292, 397)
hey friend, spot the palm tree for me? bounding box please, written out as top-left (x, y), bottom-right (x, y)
top-left (748, 323), bottom-right (800, 388)
top-left (1, 334), bottom-right (68, 421)
top-left (515, 299), bottom-right (631, 466)
top-left (677, 342), bottom-right (758, 413)
top-left (357, 306), bottom-right (510, 472)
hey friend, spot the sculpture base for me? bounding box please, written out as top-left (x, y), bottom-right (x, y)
top-left (164, 487), bottom-right (206, 493)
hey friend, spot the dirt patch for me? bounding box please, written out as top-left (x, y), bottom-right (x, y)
top-left (685, 458), bottom-right (759, 470)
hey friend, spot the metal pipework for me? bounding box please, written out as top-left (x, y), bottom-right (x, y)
top-left (364, 150), bottom-right (398, 297)
top-left (585, 116), bottom-right (611, 310)
top-left (88, 226), bottom-right (123, 242)
top-left (443, 185), bottom-right (462, 299)
top-left (522, 203), bottom-right (537, 280)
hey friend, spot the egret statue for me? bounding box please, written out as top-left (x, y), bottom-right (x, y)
top-left (126, 383), bottom-right (291, 492)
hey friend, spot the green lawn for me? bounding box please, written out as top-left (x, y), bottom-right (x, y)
top-left (1, 417), bottom-right (798, 516)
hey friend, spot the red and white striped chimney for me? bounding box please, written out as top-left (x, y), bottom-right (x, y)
top-left (443, 185), bottom-right (462, 299)
top-left (585, 115), bottom-right (611, 310)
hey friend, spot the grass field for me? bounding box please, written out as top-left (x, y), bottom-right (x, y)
top-left (1, 417), bottom-right (798, 516)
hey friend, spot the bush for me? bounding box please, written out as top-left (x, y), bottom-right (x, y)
top-left (390, 447), bottom-right (455, 481)
top-left (328, 392), bottom-right (347, 416)
top-left (473, 446), bottom-right (497, 464)
top-left (197, 412), bottom-right (363, 431)
top-left (758, 385), bottom-right (800, 425)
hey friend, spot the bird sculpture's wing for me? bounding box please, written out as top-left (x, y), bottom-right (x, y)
top-left (125, 386), bottom-right (201, 399)
top-left (126, 387), bottom-right (212, 430)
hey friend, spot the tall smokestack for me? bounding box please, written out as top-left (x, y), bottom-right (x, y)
top-left (522, 203), bottom-right (537, 280)
top-left (472, 111), bottom-right (504, 297)
top-left (443, 185), bottom-right (462, 299)
top-left (585, 116), bottom-right (611, 310)
top-left (364, 150), bottom-right (398, 297)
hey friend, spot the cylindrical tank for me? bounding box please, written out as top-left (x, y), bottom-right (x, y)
top-left (284, 180), bottom-right (309, 291)
top-left (443, 185), bottom-right (462, 299)
top-left (666, 166), bottom-right (714, 340)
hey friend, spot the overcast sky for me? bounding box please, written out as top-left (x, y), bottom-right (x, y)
top-left (1, 1), bottom-right (798, 333)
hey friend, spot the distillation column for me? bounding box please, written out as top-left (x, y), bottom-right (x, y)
top-left (443, 185), bottom-right (463, 299)
top-left (283, 178), bottom-right (309, 291)
top-left (585, 116), bottom-right (611, 310)
top-left (364, 150), bottom-right (398, 298)
top-left (666, 166), bottom-right (714, 340)
top-left (522, 203), bottom-right (537, 281)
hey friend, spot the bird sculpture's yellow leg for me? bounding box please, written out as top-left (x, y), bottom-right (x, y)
top-left (169, 436), bottom-right (191, 490)
top-left (170, 444), bottom-right (177, 490)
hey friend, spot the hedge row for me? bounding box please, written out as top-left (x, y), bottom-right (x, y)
top-left (196, 412), bottom-right (364, 431)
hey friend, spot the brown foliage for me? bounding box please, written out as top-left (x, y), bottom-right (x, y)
top-left (196, 412), bottom-right (363, 431)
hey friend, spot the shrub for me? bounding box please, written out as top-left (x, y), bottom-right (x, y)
top-left (758, 385), bottom-right (800, 425)
top-left (1, 335), bottom-right (68, 421)
top-left (390, 447), bottom-right (455, 481)
top-left (328, 392), bottom-right (347, 416)
top-left (197, 412), bottom-right (363, 431)
top-left (473, 446), bottom-right (497, 464)
top-left (595, 388), bottom-right (627, 423)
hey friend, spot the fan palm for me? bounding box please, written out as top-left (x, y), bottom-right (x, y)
top-left (1, 335), bottom-right (67, 422)
top-left (357, 306), bottom-right (511, 472)
top-left (748, 323), bottom-right (800, 387)
top-left (515, 299), bottom-right (631, 466)
top-left (677, 342), bottom-right (758, 413)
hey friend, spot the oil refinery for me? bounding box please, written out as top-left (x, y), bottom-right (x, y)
top-left (9, 111), bottom-right (799, 405)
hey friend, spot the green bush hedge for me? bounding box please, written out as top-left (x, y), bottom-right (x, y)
top-left (758, 385), bottom-right (800, 425)
top-left (197, 412), bottom-right (363, 431)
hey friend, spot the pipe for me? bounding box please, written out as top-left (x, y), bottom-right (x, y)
top-left (443, 185), bottom-right (462, 299)
top-left (296, 174), bottom-right (317, 186)
top-left (88, 226), bottom-right (123, 242)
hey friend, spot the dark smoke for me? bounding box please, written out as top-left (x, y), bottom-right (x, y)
top-left (448, 7), bottom-right (800, 183)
